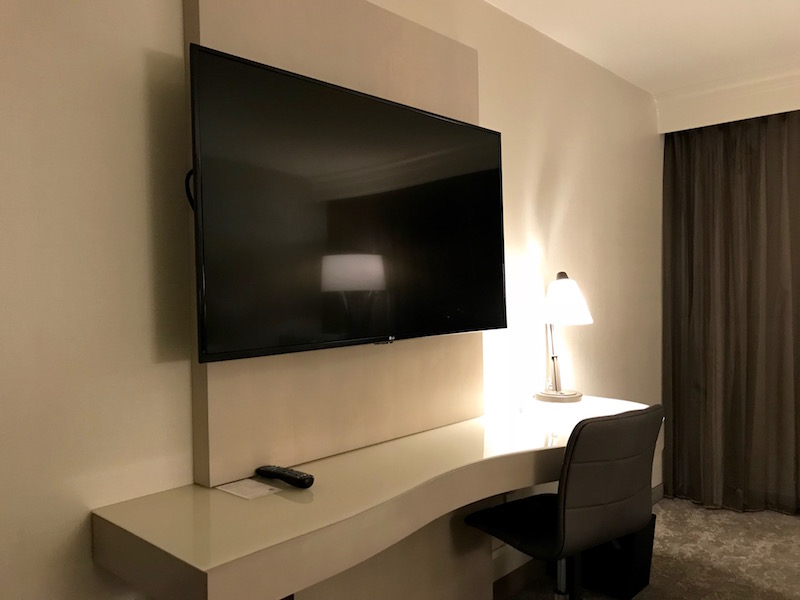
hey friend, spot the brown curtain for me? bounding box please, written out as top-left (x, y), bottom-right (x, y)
top-left (663, 110), bottom-right (800, 513)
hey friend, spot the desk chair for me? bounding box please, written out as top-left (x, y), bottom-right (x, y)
top-left (465, 404), bottom-right (664, 599)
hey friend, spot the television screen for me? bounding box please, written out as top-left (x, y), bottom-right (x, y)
top-left (190, 44), bottom-right (506, 362)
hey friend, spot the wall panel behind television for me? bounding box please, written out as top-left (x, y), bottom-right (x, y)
top-left (185, 0), bottom-right (485, 486)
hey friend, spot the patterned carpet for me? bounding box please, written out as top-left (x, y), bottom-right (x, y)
top-left (498, 498), bottom-right (800, 599)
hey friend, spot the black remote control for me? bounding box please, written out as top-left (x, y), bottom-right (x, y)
top-left (255, 465), bottom-right (314, 489)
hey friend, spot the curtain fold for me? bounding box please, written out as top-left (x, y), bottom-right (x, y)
top-left (663, 110), bottom-right (800, 513)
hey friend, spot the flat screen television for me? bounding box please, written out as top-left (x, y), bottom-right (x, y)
top-left (189, 44), bottom-right (506, 363)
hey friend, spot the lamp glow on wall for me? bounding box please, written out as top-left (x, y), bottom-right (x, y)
top-left (535, 271), bottom-right (593, 402)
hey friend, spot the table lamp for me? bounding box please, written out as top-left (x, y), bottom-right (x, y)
top-left (321, 254), bottom-right (386, 293)
top-left (535, 271), bottom-right (593, 402)
top-left (321, 254), bottom-right (386, 335)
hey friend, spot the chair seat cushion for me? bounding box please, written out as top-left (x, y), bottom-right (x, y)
top-left (464, 493), bottom-right (561, 560)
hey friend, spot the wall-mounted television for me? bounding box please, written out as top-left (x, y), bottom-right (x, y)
top-left (189, 44), bottom-right (506, 363)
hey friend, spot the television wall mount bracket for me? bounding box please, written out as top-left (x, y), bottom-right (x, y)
top-left (185, 169), bottom-right (195, 211)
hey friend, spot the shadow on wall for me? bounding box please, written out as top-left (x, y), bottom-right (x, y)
top-left (145, 51), bottom-right (193, 362)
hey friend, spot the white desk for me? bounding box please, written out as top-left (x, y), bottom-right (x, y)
top-left (92, 396), bottom-right (646, 600)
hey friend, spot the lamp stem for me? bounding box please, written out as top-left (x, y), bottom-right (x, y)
top-left (547, 323), bottom-right (562, 392)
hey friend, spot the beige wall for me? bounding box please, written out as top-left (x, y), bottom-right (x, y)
top-left (1, 1), bottom-right (662, 599)
top-left (367, 0), bottom-right (662, 414)
top-left (1, 1), bottom-right (192, 599)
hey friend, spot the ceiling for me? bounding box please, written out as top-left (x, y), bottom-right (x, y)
top-left (484, 0), bottom-right (800, 98)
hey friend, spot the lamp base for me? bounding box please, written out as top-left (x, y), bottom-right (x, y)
top-left (535, 390), bottom-right (583, 403)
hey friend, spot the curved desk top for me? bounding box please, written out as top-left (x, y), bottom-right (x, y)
top-left (92, 396), bottom-right (646, 600)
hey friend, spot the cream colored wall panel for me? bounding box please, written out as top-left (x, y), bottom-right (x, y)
top-left (186, 0), bottom-right (484, 487)
top-left (204, 334), bottom-right (484, 486)
top-left (194, 0), bottom-right (479, 124)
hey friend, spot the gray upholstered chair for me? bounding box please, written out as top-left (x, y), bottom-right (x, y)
top-left (465, 404), bottom-right (664, 599)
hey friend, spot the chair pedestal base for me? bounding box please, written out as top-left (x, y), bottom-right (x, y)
top-left (547, 555), bottom-right (583, 599)
top-left (581, 514), bottom-right (656, 600)
top-left (544, 515), bottom-right (656, 599)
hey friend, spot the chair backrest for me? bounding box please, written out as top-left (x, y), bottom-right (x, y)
top-left (557, 404), bottom-right (664, 557)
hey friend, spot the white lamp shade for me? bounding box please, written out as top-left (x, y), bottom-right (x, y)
top-left (543, 275), bottom-right (593, 326)
top-left (321, 254), bottom-right (386, 292)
